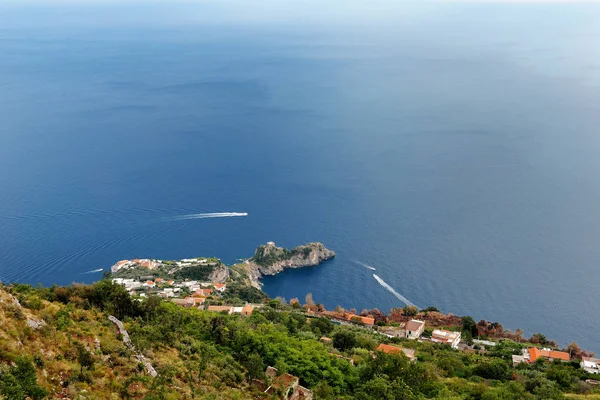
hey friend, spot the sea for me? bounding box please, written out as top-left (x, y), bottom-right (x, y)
top-left (1, 1), bottom-right (599, 351)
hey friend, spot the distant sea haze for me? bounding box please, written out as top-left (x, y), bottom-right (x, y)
top-left (1, 1), bottom-right (600, 351)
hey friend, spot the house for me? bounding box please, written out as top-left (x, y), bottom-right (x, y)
top-left (376, 344), bottom-right (417, 361)
top-left (405, 320), bottom-right (425, 339)
top-left (346, 314), bottom-right (375, 326)
top-left (264, 367), bottom-right (313, 399)
top-left (172, 298), bottom-right (194, 308)
top-left (241, 305), bottom-right (254, 316)
top-left (207, 305), bottom-right (233, 314)
top-left (213, 283), bottom-right (226, 293)
top-left (431, 330), bottom-right (461, 349)
top-left (195, 288), bottom-right (213, 297)
top-left (154, 278), bottom-right (164, 284)
top-left (184, 297), bottom-right (206, 306)
top-left (167, 280), bottom-right (174, 285)
top-left (378, 326), bottom-right (406, 338)
top-left (320, 337), bottom-right (332, 344)
top-left (143, 280), bottom-right (156, 288)
top-left (582, 357), bottom-right (600, 374)
top-left (528, 348), bottom-right (570, 363)
top-left (512, 355), bottom-right (526, 367)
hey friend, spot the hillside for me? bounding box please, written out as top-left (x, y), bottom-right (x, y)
top-left (1, 282), bottom-right (599, 400)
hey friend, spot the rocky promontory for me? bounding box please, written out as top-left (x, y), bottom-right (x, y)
top-left (244, 242), bottom-right (335, 288)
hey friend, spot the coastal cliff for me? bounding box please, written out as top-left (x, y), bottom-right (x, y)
top-left (244, 241), bottom-right (335, 288)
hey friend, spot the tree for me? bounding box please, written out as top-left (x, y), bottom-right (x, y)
top-left (333, 330), bottom-right (357, 352)
top-left (77, 343), bottom-right (94, 374)
top-left (141, 295), bottom-right (162, 321)
top-left (402, 305), bottom-right (418, 317)
top-left (311, 317), bottom-right (334, 336)
top-left (245, 353), bottom-right (264, 381)
top-left (313, 381), bottom-right (336, 400)
top-left (274, 358), bottom-right (289, 375)
top-left (530, 333), bottom-right (547, 345)
top-left (462, 316), bottom-right (478, 343)
top-left (2, 357), bottom-right (47, 400)
top-left (473, 359), bottom-right (509, 380)
top-left (305, 293), bottom-right (315, 308)
top-left (566, 342), bottom-right (582, 359)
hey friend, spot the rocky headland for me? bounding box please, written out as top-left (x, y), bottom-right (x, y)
top-left (243, 241), bottom-right (335, 289)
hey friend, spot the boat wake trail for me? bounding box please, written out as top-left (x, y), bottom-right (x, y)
top-left (352, 259), bottom-right (376, 271)
top-left (373, 274), bottom-right (417, 307)
top-left (167, 212), bottom-right (248, 221)
top-left (81, 268), bottom-right (104, 274)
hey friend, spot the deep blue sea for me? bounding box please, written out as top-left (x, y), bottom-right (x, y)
top-left (1, 1), bottom-right (599, 351)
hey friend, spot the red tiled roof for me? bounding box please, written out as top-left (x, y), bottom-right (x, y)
top-left (377, 344), bottom-right (403, 354)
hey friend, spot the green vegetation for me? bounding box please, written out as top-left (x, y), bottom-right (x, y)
top-left (0, 282), bottom-right (598, 399)
top-left (173, 264), bottom-right (215, 281)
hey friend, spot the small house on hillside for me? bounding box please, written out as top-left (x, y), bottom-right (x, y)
top-left (241, 304), bottom-right (254, 316)
top-left (431, 329), bottom-right (461, 349)
top-left (582, 357), bottom-right (600, 374)
top-left (263, 366), bottom-right (313, 399)
top-left (405, 320), bottom-right (425, 339)
top-left (376, 344), bottom-right (416, 362)
top-left (528, 348), bottom-right (570, 363)
top-left (207, 305), bottom-right (233, 314)
top-left (378, 326), bottom-right (406, 338)
top-left (213, 283), bottom-right (226, 293)
top-left (346, 314), bottom-right (375, 327)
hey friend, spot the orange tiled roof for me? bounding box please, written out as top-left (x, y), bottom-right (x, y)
top-left (529, 348), bottom-right (541, 362)
top-left (377, 343), bottom-right (403, 354)
top-left (543, 349), bottom-right (570, 361)
top-left (213, 283), bottom-right (226, 289)
top-left (346, 314), bottom-right (375, 325)
top-left (529, 348), bottom-right (569, 362)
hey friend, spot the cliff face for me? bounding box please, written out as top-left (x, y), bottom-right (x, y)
top-left (246, 242), bottom-right (335, 288)
top-left (208, 264), bottom-right (229, 283)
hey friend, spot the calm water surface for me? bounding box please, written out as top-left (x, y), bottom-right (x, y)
top-left (1, 1), bottom-right (599, 350)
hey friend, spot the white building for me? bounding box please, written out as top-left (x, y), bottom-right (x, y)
top-left (582, 357), bottom-right (600, 374)
top-left (213, 283), bottom-right (226, 293)
top-left (431, 329), bottom-right (462, 349)
top-left (405, 320), bottom-right (425, 339)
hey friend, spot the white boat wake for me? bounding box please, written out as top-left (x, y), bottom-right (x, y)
top-left (352, 259), bottom-right (376, 271)
top-left (168, 212), bottom-right (248, 221)
top-left (373, 274), bottom-right (417, 308)
top-left (82, 268), bottom-right (104, 274)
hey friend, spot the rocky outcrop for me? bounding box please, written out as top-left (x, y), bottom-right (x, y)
top-left (208, 264), bottom-right (229, 283)
top-left (109, 315), bottom-right (157, 378)
top-left (246, 242), bottom-right (335, 289)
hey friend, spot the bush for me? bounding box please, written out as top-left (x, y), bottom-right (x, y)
top-left (333, 330), bottom-right (357, 352)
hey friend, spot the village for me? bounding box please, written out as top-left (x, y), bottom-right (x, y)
top-left (107, 257), bottom-right (600, 396)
